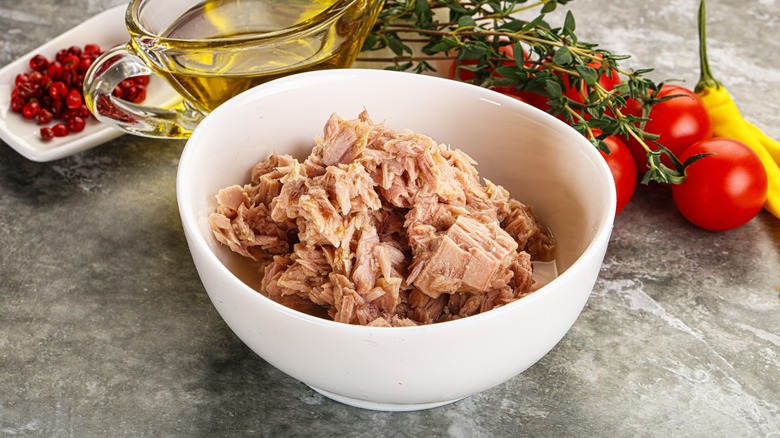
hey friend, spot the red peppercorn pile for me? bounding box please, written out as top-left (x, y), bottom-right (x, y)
top-left (9, 44), bottom-right (150, 141)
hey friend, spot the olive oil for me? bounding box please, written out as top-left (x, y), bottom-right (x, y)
top-left (143, 0), bottom-right (379, 113)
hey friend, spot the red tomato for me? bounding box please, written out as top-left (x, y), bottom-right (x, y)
top-left (618, 96), bottom-right (644, 119)
top-left (626, 84), bottom-right (713, 174)
top-left (671, 138), bottom-right (768, 231)
top-left (596, 133), bottom-right (637, 215)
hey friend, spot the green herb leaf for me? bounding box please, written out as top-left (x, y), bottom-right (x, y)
top-left (563, 10), bottom-right (576, 35)
top-left (575, 65), bottom-right (598, 86)
top-left (415, 0), bottom-right (432, 26)
top-left (546, 79), bottom-right (563, 98)
top-left (457, 15), bottom-right (477, 28)
top-left (386, 34), bottom-right (411, 56)
top-left (521, 14), bottom-right (547, 32)
top-left (552, 46), bottom-right (572, 64)
top-left (429, 36), bottom-right (461, 52)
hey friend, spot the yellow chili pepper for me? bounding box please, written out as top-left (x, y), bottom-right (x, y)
top-left (695, 0), bottom-right (780, 219)
top-left (745, 121), bottom-right (780, 165)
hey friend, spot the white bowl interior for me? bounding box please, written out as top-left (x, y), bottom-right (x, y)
top-left (176, 69), bottom-right (615, 410)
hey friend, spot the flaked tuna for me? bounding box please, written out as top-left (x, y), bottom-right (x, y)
top-left (209, 110), bottom-right (556, 326)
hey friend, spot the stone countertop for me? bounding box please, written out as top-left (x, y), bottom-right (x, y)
top-left (1, 0), bottom-right (778, 436)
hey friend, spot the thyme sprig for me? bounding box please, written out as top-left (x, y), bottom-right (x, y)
top-left (359, 0), bottom-right (687, 184)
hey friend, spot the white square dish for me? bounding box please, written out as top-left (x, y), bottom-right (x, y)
top-left (0, 5), bottom-right (179, 162)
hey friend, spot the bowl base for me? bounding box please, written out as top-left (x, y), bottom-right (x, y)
top-left (308, 386), bottom-right (464, 412)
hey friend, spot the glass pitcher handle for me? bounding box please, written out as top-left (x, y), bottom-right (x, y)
top-left (83, 45), bottom-right (205, 139)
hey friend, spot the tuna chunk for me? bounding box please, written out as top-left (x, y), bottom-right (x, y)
top-left (209, 184), bottom-right (293, 260)
top-left (408, 215), bottom-right (519, 298)
top-left (501, 199), bottom-right (556, 261)
top-left (248, 153), bottom-right (298, 206)
top-left (271, 161), bottom-right (380, 248)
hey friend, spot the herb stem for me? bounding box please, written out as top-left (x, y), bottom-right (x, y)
top-left (362, 0), bottom-right (678, 184)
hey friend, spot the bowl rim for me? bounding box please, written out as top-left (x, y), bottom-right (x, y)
top-left (176, 68), bottom-right (617, 334)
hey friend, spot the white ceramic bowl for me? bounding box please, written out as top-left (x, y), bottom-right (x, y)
top-left (176, 69), bottom-right (616, 411)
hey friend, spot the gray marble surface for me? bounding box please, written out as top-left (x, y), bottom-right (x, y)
top-left (1, 0), bottom-right (779, 436)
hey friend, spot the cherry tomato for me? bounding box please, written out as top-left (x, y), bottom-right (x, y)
top-left (616, 96), bottom-right (644, 119)
top-left (626, 84), bottom-right (713, 174)
top-left (596, 132), bottom-right (637, 215)
top-left (671, 138), bottom-right (767, 231)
